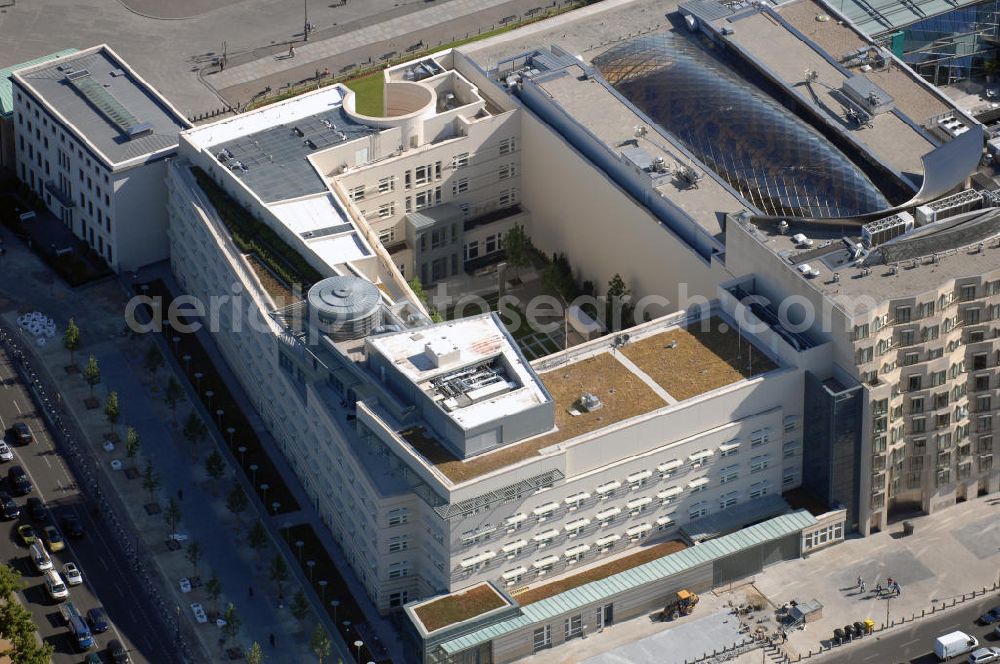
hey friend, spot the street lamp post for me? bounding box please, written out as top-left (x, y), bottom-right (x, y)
top-left (307, 559), bottom-right (316, 581)
top-left (260, 482), bottom-right (269, 504)
top-left (354, 640), bottom-right (364, 663)
top-left (238, 446), bottom-right (247, 466)
top-left (182, 354), bottom-right (191, 375)
top-left (304, 0), bottom-right (310, 40)
top-left (205, 390), bottom-right (215, 411)
top-left (271, 501), bottom-right (280, 514)
top-left (295, 540), bottom-right (305, 562)
top-left (250, 465), bottom-right (259, 487)
top-left (215, 408), bottom-right (224, 428)
top-left (331, 599), bottom-right (339, 625)
top-left (193, 372), bottom-right (203, 392)
top-left (227, 427), bottom-right (236, 448)
top-left (172, 336), bottom-right (181, 355)
top-left (318, 579), bottom-right (327, 602)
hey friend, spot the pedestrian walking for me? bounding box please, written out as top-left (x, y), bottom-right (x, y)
top-left (859, 581), bottom-right (865, 593)
top-left (874, 583), bottom-right (882, 597)
top-left (856, 575), bottom-right (863, 588)
top-left (269, 633), bottom-right (276, 648)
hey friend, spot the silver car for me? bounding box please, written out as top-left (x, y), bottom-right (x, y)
top-left (969, 647), bottom-right (1000, 664)
top-left (0, 442), bottom-right (14, 462)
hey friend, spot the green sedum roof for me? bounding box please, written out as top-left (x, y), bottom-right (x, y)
top-left (0, 49), bottom-right (78, 118)
top-left (439, 510), bottom-right (817, 655)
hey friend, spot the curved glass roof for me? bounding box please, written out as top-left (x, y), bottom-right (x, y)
top-left (594, 32), bottom-right (889, 218)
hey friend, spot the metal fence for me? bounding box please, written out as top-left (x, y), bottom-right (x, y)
top-left (0, 321), bottom-right (200, 664)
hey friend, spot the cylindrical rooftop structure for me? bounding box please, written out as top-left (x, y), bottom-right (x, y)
top-left (307, 276), bottom-right (382, 341)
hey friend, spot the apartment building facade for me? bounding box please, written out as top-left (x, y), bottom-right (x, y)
top-left (11, 45), bottom-right (189, 272)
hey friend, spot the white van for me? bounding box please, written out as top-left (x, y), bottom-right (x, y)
top-left (30, 542), bottom-right (52, 572)
top-left (44, 569), bottom-right (68, 601)
top-left (935, 631), bottom-right (978, 660)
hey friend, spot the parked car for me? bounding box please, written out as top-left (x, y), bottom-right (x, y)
top-left (0, 442), bottom-right (14, 462)
top-left (62, 562), bottom-right (82, 586)
top-left (42, 525), bottom-right (64, 552)
top-left (29, 542), bottom-right (52, 572)
top-left (7, 465), bottom-right (31, 496)
top-left (43, 569), bottom-right (68, 601)
top-left (86, 607), bottom-right (109, 634)
top-left (978, 606), bottom-right (1000, 625)
top-left (61, 514), bottom-right (84, 539)
top-left (968, 647), bottom-right (1000, 664)
top-left (25, 497), bottom-right (46, 522)
top-left (0, 492), bottom-right (19, 520)
top-left (16, 524), bottom-right (36, 546)
top-left (11, 423), bottom-right (32, 445)
top-left (107, 638), bottom-right (130, 664)
top-left (84, 654), bottom-right (101, 664)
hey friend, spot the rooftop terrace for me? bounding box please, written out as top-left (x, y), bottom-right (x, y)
top-left (401, 315), bottom-right (778, 483)
top-left (411, 582), bottom-right (510, 634)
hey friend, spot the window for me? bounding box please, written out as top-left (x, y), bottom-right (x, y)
top-left (960, 284), bottom-right (976, 302)
top-left (533, 626), bottom-right (551, 653)
top-left (387, 508), bottom-right (407, 526)
top-left (388, 535), bottom-right (408, 553)
top-left (414, 165), bottom-right (431, 186)
top-left (378, 176), bottom-right (395, 193)
top-left (978, 395), bottom-right (992, 412)
top-left (499, 163), bottom-right (516, 180)
top-left (903, 352), bottom-right (919, 366)
top-left (719, 492), bottom-right (738, 509)
top-left (965, 308), bottom-right (981, 326)
top-left (852, 323), bottom-right (870, 340)
top-left (918, 301), bottom-right (935, 318)
top-left (899, 329), bottom-right (915, 347)
top-left (750, 454), bottom-right (769, 473)
top-left (783, 440), bottom-right (799, 458)
top-left (387, 562), bottom-right (409, 579)
top-left (464, 241), bottom-right (480, 261)
top-left (908, 375), bottom-right (922, 392)
top-left (782, 468), bottom-right (797, 486)
top-left (498, 188), bottom-right (518, 207)
top-left (499, 137), bottom-right (516, 155)
top-left (749, 481), bottom-right (770, 498)
top-left (377, 202), bottom-right (395, 219)
top-left (895, 306), bottom-right (911, 323)
top-left (688, 501), bottom-right (709, 519)
top-left (485, 233), bottom-right (503, 254)
top-left (389, 591), bottom-right (409, 608)
top-left (857, 346), bottom-right (873, 364)
top-left (749, 428), bottom-right (770, 447)
top-left (720, 441), bottom-right (740, 457)
top-left (719, 464), bottom-right (739, 484)
top-left (453, 152), bottom-right (470, 169)
top-left (415, 190), bottom-right (433, 211)
top-left (348, 184), bottom-right (365, 202)
top-left (564, 614), bottom-right (583, 640)
top-left (452, 177), bottom-right (469, 195)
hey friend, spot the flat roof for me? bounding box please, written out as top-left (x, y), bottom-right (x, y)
top-left (369, 315), bottom-right (550, 432)
top-left (779, 0), bottom-right (953, 124)
top-left (438, 510), bottom-right (818, 654)
top-left (411, 582), bottom-right (510, 634)
top-left (13, 46), bottom-right (189, 165)
top-left (211, 106), bottom-right (374, 203)
top-left (532, 63), bottom-right (742, 239)
top-left (400, 314), bottom-right (779, 483)
top-left (0, 49), bottom-right (77, 118)
top-left (719, 4), bottom-right (934, 179)
top-left (733, 210), bottom-right (1000, 306)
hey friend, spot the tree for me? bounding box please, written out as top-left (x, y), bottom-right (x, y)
top-left (125, 426), bottom-right (141, 469)
top-left (246, 641), bottom-right (265, 664)
top-left (248, 520), bottom-right (268, 553)
top-left (205, 450), bottom-right (226, 485)
top-left (269, 555), bottom-right (289, 598)
top-left (183, 412), bottom-right (208, 458)
top-left (205, 574), bottom-right (223, 616)
top-left (291, 589), bottom-right (310, 622)
top-left (186, 540), bottom-right (202, 578)
top-left (503, 223), bottom-right (532, 280)
top-left (221, 602), bottom-right (241, 646)
top-left (83, 355), bottom-right (101, 398)
top-left (605, 273), bottom-right (634, 331)
top-left (104, 391), bottom-right (120, 438)
top-left (0, 564), bottom-right (25, 601)
top-left (164, 376), bottom-right (184, 422)
top-left (143, 344), bottom-right (164, 376)
top-left (542, 253), bottom-right (577, 348)
top-left (407, 278), bottom-right (443, 323)
top-left (141, 463), bottom-right (160, 505)
top-left (310, 623), bottom-right (332, 664)
top-left (164, 497), bottom-right (182, 535)
top-left (226, 484), bottom-right (249, 525)
top-left (62, 317), bottom-right (80, 365)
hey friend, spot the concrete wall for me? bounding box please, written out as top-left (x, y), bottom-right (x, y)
top-left (519, 110), bottom-right (728, 312)
top-left (113, 158), bottom-right (170, 271)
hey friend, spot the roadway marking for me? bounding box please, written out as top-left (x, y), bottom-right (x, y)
top-left (12, 400), bottom-right (21, 415)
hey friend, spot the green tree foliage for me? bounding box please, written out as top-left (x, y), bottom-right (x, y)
top-left (269, 555), bottom-right (289, 598)
top-left (246, 641), bottom-right (265, 664)
top-left (291, 589), bottom-right (310, 622)
top-left (205, 450), bottom-right (226, 484)
top-left (205, 574), bottom-right (223, 615)
top-left (226, 484), bottom-right (249, 524)
top-left (164, 497), bottom-right (182, 535)
top-left (143, 344), bottom-right (164, 376)
top-left (125, 426), bottom-right (141, 468)
top-left (310, 623), bottom-right (332, 664)
top-left (248, 520), bottom-right (268, 552)
top-left (142, 463), bottom-right (160, 504)
top-left (183, 412), bottom-right (208, 457)
top-left (62, 318), bottom-right (80, 364)
top-left (83, 355), bottom-right (101, 397)
top-left (503, 223), bottom-right (532, 280)
top-left (164, 376), bottom-right (184, 420)
top-left (186, 540), bottom-right (202, 577)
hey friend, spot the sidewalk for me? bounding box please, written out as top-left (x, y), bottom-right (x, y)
top-left (0, 225), bottom-right (316, 661)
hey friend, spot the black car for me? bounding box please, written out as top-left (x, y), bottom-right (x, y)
top-left (6, 466), bottom-right (31, 496)
top-left (61, 514), bottom-right (84, 539)
top-left (0, 492), bottom-right (18, 520)
top-left (980, 605), bottom-right (1000, 625)
top-left (25, 497), bottom-right (46, 522)
top-left (87, 607), bottom-right (110, 634)
top-left (10, 423), bottom-right (32, 445)
top-left (108, 639), bottom-right (130, 664)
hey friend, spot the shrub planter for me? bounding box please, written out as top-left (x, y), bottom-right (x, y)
top-left (64, 365), bottom-right (79, 375)
top-left (144, 503), bottom-right (161, 515)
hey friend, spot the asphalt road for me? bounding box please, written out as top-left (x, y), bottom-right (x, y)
top-left (0, 349), bottom-right (178, 664)
top-left (825, 592), bottom-right (1000, 663)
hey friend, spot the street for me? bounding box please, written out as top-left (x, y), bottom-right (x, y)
top-left (827, 593), bottom-right (1000, 663)
top-left (0, 348), bottom-right (178, 663)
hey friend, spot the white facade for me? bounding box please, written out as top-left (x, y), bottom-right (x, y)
top-left (11, 45), bottom-right (189, 272)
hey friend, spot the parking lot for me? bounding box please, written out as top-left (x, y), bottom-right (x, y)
top-left (0, 346), bottom-right (174, 663)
